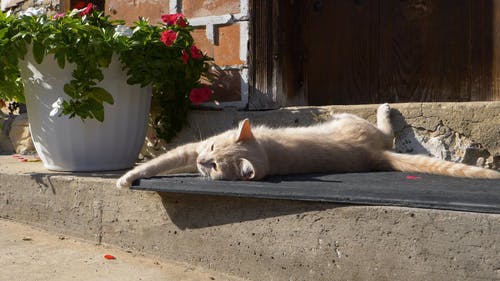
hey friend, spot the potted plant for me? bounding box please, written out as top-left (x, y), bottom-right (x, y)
top-left (0, 5), bottom-right (212, 171)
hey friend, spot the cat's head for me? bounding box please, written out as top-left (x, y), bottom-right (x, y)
top-left (196, 119), bottom-right (268, 180)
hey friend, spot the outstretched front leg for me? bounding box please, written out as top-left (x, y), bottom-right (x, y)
top-left (116, 142), bottom-right (200, 188)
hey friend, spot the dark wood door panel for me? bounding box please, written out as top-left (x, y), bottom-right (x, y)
top-left (303, 0), bottom-right (379, 105)
top-left (298, 0), bottom-right (498, 105)
top-left (380, 0), bottom-right (483, 102)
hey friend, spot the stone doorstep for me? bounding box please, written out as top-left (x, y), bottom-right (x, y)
top-left (1, 156), bottom-right (500, 281)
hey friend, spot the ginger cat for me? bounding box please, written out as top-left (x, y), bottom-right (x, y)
top-left (117, 104), bottom-right (500, 188)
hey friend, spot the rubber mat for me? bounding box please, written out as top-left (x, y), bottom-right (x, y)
top-left (130, 172), bottom-right (500, 214)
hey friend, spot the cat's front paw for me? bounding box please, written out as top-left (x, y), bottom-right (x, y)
top-left (116, 176), bottom-right (132, 189)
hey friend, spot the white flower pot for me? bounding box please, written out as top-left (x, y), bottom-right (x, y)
top-left (19, 51), bottom-right (151, 171)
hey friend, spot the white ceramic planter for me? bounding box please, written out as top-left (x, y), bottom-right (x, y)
top-left (19, 51), bottom-right (151, 171)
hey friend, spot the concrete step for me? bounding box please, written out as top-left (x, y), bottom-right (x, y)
top-left (1, 155), bottom-right (500, 281)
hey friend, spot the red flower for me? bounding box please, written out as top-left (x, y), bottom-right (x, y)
top-left (161, 13), bottom-right (187, 27)
top-left (190, 45), bottom-right (203, 59)
top-left (160, 30), bottom-right (177, 47)
top-left (189, 85), bottom-right (212, 105)
top-left (161, 14), bottom-right (176, 25)
top-left (79, 3), bottom-right (94, 16)
top-left (177, 17), bottom-right (188, 27)
top-left (181, 49), bottom-right (189, 64)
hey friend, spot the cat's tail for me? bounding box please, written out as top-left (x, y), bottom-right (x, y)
top-left (382, 151), bottom-right (500, 179)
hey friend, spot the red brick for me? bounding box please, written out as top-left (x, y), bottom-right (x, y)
top-left (183, 0), bottom-right (240, 18)
top-left (192, 28), bottom-right (214, 59)
top-left (192, 24), bottom-right (244, 67)
top-left (214, 24), bottom-right (244, 66)
top-left (106, 0), bottom-right (169, 25)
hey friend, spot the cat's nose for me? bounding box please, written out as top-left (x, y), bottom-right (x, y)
top-left (197, 158), bottom-right (217, 170)
top-left (197, 158), bottom-right (209, 165)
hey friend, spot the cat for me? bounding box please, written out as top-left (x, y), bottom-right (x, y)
top-left (116, 103), bottom-right (500, 188)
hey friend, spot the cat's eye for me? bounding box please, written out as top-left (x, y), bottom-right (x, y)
top-left (210, 144), bottom-right (215, 151)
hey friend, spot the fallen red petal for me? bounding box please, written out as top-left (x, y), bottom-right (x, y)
top-left (406, 175), bottom-right (421, 180)
top-left (104, 254), bottom-right (116, 260)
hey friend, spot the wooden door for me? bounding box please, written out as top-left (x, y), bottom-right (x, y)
top-left (299, 0), bottom-right (499, 105)
top-left (302, 0), bottom-right (379, 105)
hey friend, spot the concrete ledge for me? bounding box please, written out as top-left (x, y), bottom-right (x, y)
top-left (2, 102), bottom-right (500, 280)
top-left (1, 156), bottom-right (500, 281)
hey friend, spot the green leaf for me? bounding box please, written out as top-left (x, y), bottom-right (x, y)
top-left (54, 51), bottom-right (65, 69)
top-left (0, 28), bottom-right (8, 40)
top-left (88, 87), bottom-right (114, 105)
top-left (63, 83), bottom-right (76, 98)
top-left (127, 76), bottom-right (142, 85)
top-left (33, 41), bottom-right (45, 64)
top-left (32, 41), bottom-right (45, 64)
top-left (89, 102), bottom-right (105, 122)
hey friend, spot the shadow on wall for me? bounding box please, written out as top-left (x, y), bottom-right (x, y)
top-left (390, 108), bottom-right (495, 168)
top-left (159, 192), bottom-right (339, 230)
top-left (389, 109), bottom-right (431, 156)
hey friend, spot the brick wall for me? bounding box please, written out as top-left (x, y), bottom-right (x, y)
top-left (106, 0), bottom-right (249, 107)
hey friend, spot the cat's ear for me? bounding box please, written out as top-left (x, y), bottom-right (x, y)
top-left (236, 118), bottom-right (254, 142)
top-left (239, 158), bottom-right (256, 180)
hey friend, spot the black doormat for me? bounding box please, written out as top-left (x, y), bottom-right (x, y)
top-left (131, 172), bottom-right (500, 214)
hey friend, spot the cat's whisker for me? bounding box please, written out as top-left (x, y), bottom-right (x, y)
top-left (194, 123), bottom-right (204, 141)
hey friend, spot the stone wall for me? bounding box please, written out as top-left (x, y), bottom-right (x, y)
top-left (0, 113), bottom-right (35, 154)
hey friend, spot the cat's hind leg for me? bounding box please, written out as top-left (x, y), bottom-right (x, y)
top-left (376, 103), bottom-right (394, 149)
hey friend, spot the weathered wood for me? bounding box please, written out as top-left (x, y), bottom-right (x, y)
top-left (258, 0), bottom-right (500, 107)
top-left (248, 0), bottom-right (279, 110)
top-left (491, 1), bottom-right (500, 100)
top-left (280, 0), bottom-right (306, 106)
top-left (380, 0), bottom-right (473, 102)
top-left (303, 0), bottom-right (379, 105)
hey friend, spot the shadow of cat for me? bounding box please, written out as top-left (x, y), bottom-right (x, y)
top-left (390, 108), bottom-right (431, 156)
